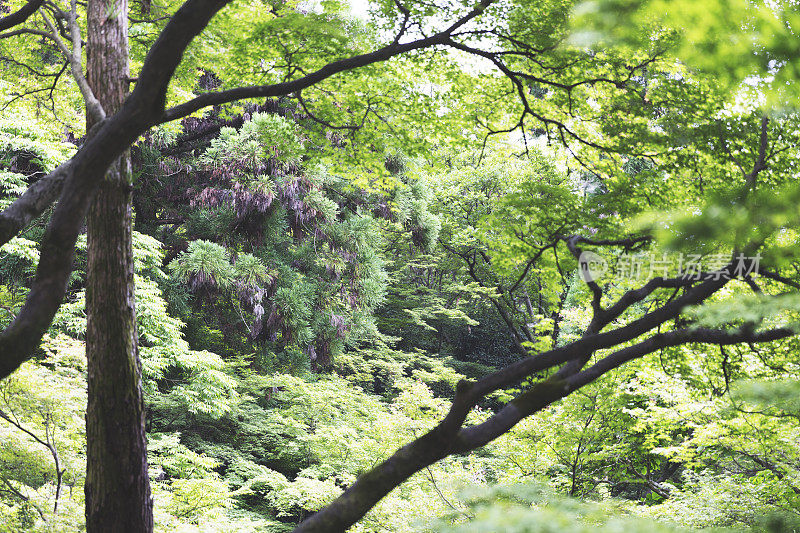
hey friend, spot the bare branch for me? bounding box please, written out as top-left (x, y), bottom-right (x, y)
top-left (507, 240), bottom-right (558, 293)
top-left (295, 90), bottom-right (359, 131)
top-left (745, 115), bottom-right (769, 188)
top-left (42, 4), bottom-right (106, 123)
top-left (0, 26), bottom-right (57, 41)
top-left (0, 55), bottom-right (64, 77)
top-left (0, 478), bottom-right (46, 519)
top-left (0, 0), bottom-right (44, 32)
top-left (759, 268), bottom-right (800, 290)
top-left (295, 323), bottom-right (792, 533)
top-left (160, 0), bottom-right (492, 122)
top-left (0, 162), bottom-right (71, 246)
top-left (0, 0), bottom-right (243, 377)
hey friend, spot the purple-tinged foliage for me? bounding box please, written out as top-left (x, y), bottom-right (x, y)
top-left (136, 101), bottom-right (388, 371)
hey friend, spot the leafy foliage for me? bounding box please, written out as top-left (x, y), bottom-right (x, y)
top-left (2, 0), bottom-right (800, 531)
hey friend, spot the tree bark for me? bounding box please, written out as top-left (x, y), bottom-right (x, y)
top-left (84, 0), bottom-right (153, 531)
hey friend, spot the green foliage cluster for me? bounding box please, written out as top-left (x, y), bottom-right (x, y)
top-left (141, 111), bottom-right (393, 374)
top-left (203, 113), bottom-right (305, 168)
top-left (2, 0), bottom-right (800, 531)
top-left (3, 104), bottom-right (800, 533)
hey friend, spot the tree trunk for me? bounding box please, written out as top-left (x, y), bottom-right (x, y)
top-left (84, 0), bottom-right (154, 531)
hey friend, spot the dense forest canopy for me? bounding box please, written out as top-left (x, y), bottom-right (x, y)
top-left (0, 0), bottom-right (799, 531)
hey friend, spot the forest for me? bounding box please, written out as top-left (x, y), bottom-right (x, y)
top-left (0, 0), bottom-right (799, 531)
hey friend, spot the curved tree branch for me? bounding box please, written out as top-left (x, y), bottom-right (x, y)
top-left (0, 162), bottom-right (71, 246)
top-left (0, 0), bottom-right (497, 378)
top-left (42, 5), bottom-right (106, 123)
top-left (160, 0), bottom-right (492, 123)
top-left (295, 324), bottom-right (793, 533)
top-left (0, 0), bottom-right (44, 32)
top-left (0, 0), bottom-right (233, 378)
